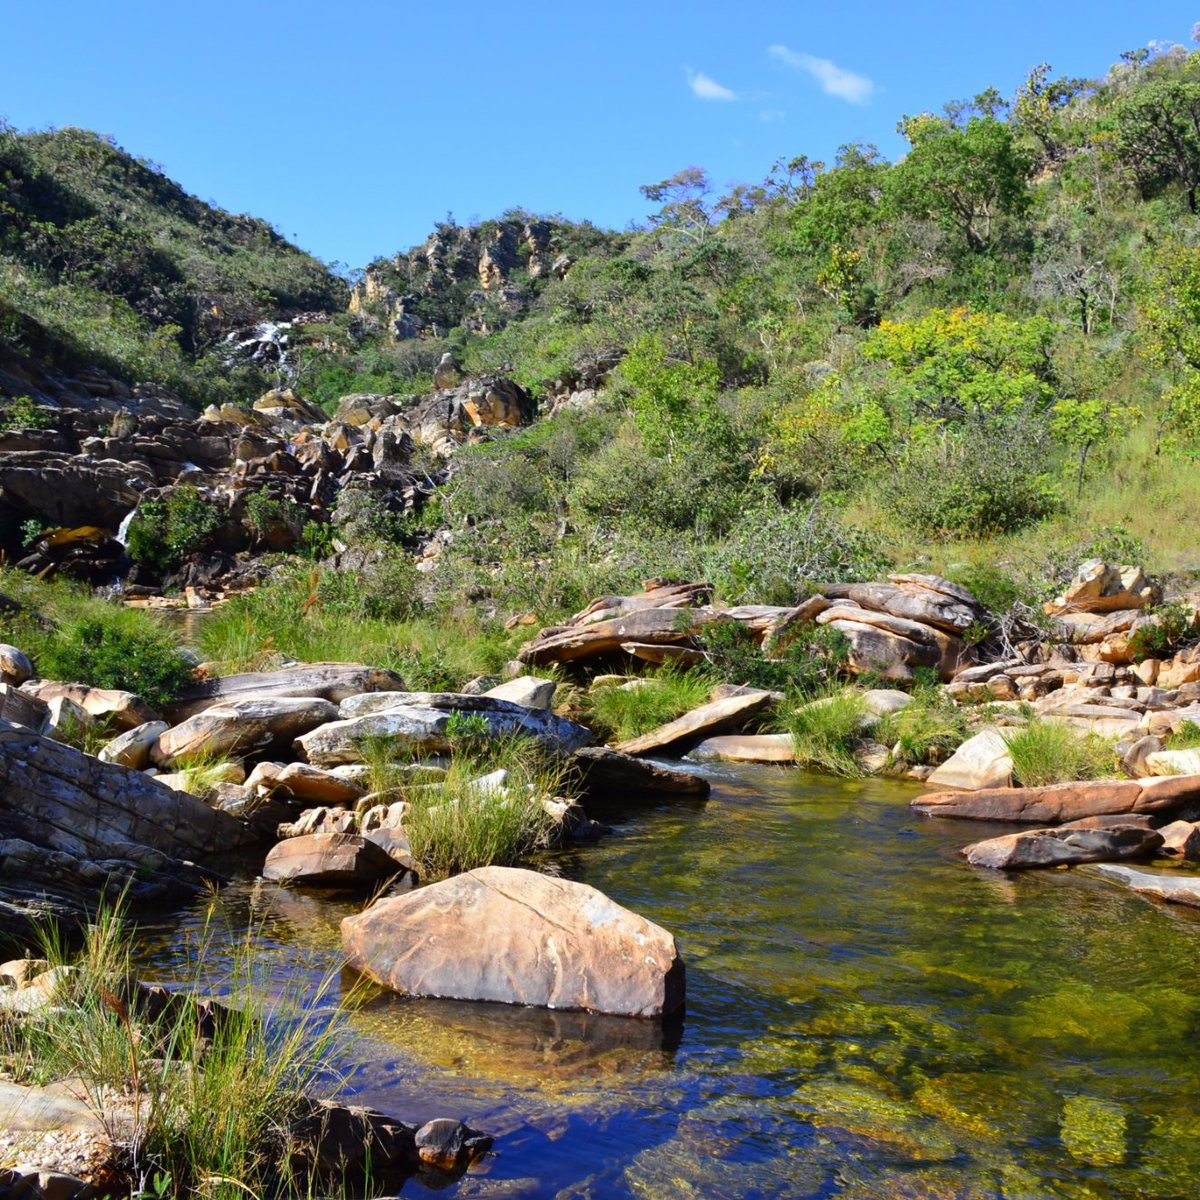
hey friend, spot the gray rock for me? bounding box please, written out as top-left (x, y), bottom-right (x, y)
top-left (963, 825), bottom-right (1163, 869)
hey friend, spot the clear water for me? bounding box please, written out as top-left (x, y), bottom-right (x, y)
top-left (133, 764), bottom-right (1200, 1199)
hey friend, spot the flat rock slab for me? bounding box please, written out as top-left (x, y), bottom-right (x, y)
top-left (1095, 863), bottom-right (1200, 907)
top-left (572, 746), bottom-right (710, 797)
top-left (615, 691), bottom-right (773, 758)
top-left (689, 733), bottom-right (796, 763)
top-left (300, 695), bottom-right (591, 766)
top-left (342, 865), bottom-right (685, 1018)
top-left (20, 681), bottom-right (158, 731)
top-left (0, 1079), bottom-right (104, 1134)
top-left (517, 607), bottom-right (711, 668)
top-left (165, 663), bottom-right (407, 722)
top-left (963, 825), bottom-right (1163, 870)
top-left (914, 775), bottom-right (1200, 824)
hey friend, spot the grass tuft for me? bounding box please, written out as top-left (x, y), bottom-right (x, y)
top-left (783, 689), bottom-right (868, 777)
top-left (1003, 720), bottom-right (1117, 787)
top-left (583, 665), bottom-right (715, 743)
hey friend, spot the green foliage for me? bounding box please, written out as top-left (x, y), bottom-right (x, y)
top-left (1114, 61), bottom-right (1200, 212)
top-left (876, 690), bottom-right (970, 765)
top-left (699, 618), bottom-right (851, 694)
top-left (36, 616), bottom-right (192, 710)
top-left (1167, 720), bottom-right (1200, 750)
top-left (125, 486), bottom-right (223, 574)
top-left (616, 333), bottom-right (723, 455)
top-left (784, 689), bottom-right (869, 777)
top-left (0, 394), bottom-right (53, 432)
top-left (1127, 599), bottom-right (1196, 662)
top-left (1004, 720), bottom-right (1116, 786)
top-left (584, 665), bottom-right (715, 743)
top-left (0, 569), bottom-right (190, 709)
top-left (1, 903), bottom-right (353, 1200)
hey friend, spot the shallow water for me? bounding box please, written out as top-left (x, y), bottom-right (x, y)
top-left (133, 765), bottom-right (1200, 1198)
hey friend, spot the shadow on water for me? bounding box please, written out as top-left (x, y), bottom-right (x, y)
top-left (133, 763), bottom-right (1200, 1199)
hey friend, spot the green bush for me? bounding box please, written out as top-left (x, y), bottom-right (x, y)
top-left (0, 394), bottom-right (53, 432)
top-left (36, 615), bottom-right (191, 710)
top-left (126, 485), bottom-right (223, 574)
top-left (698, 618), bottom-right (850, 694)
top-left (882, 425), bottom-right (1062, 539)
top-left (1127, 599), bottom-right (1196, 662)
top-left (876, 690), bottom-right (970, 765)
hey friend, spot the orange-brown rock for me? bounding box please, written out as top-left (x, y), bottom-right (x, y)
top-left (615, 690), bottom-right (774, 757)
top-left (341, 866), bottom-right (685, 1017)
top-left (262, 832), bottom-right (397, 887)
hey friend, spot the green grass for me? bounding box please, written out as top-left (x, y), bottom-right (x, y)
top-left (197, 565), bottom-right (525, 689)
top-left (1167, 720), bottom-right (1200, 751)
top-left (875, 691), bottom-right (971, 767)
top-left (783, 689), bottom-right (869, 778)
top-left (0, 902), bottom-right (355, 1200)
top-left (583, 665), bottom-right (716, 743)
top-left (1003, 720), bottom-right (1118, 787)
top-left (363, 736), bottom-right (564, 878)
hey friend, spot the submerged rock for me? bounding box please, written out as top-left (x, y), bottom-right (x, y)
top-left (341, 865), bottom-right (685, 1017)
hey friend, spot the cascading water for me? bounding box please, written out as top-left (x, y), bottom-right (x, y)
top-left (115, 506), bottom-right (138, 547)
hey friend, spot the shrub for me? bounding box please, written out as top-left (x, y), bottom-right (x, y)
top-left (784, 689), bottom-right (868, 776)
top-left (882, 424), bottom-right (1062, 539)
top-left (125, 485), bottom-right (223, 574)
top-left (876, 689), bottom-right (970, 765)
top-left (1004, 720), bottom-right (1116, 786)
top-left (1128, 599), bottom-right (1196, 662)
top-left (698, 618), bottom-right (851, 694)
top-left (0, 394), bottom-right (53, 432)
top-left (36, 615), bottom-right (191, 710)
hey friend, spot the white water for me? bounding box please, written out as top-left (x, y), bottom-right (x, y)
top-left (115, 507), bottom-right (137, 547)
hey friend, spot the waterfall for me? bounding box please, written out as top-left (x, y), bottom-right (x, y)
top-left (115, 506), bottom-right (137, 547)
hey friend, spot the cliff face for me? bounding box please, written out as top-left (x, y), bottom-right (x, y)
top-left (348, 217), bottom-right (575, 339)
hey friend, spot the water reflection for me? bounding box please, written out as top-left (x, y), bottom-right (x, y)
top-left (133, 764), bottom-right (1200, 1198)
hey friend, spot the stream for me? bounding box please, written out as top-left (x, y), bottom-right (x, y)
top-left (132, 763), bottom-right (1200, 1199)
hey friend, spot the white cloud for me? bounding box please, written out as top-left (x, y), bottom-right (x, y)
top-left (687, 69), bottom-right (737, 101)
top-left (768, 45), bottom-right (875, 105)
top-left (759, 108), bottom-right (786, 123)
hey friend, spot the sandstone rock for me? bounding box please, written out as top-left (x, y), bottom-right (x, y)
top-left (482, 675), bottom-right (557, 709)
top-left (1156, 820), bottom-right (1200, 860)
top-left (21, 681), bottom-right (159, 731)
top-left (98, 720), bottom-right (169, 770)
top-left (862, 689), bottom-right (914, 717)
top-left (277, 808), bottom-right (359, 840)
top-left (925, 729), bottom-right (1013, 791)
top-left (1119, 734), bottom-right (1162, 780)
top-left (615, 690), bottom-right (774, 757)
top-left (914, 775), bottom-right (1200, 823)
top-left (262, 832), bottom-right (398, 887)
top-left (43, 695), bottom-right (93, 743)
top-left (0, 645), bottom-right (32, 686)
top-left (518, 607), bottom-right (711, 668)
top-left (154, 696), bottom-right (338, 767)
top-left (689, 733), bottom-right (796, 763)
top-left (298, 695), bottom-right (591, 766)
top-left (0, 683), bottom-right (48, 732)
top-left (341, 866), bottom-right (685, 1017)
top-left (824, 619), bottom-right (941, 683)
top-left (1045, 560), bottom-right (1161, 616)
top-left (1144, 748), bottom-right (1200, 777)
top-left (962, 825), bottom-right (1163, 870)
top-left (848, 578), bottom-right (983, 634)
top-left (165, 663), bottom-right (406, 723)
top-left (270, 762), bottom-right (366, 806)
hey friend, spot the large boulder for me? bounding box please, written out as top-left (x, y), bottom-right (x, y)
top-left (962, 825), bottom-right (1163, 869)
top-left (153, 696), bottom-right (338, 767)
top-left (689, 733), bottom-right (796, 763)
top-left (1095, 864), bottom-right (1200, 908)
top-left (297, 694), bottom-right (591, 766)
top-left (483, 676), bottom-right (557, 709)
top-left (0, 646), bottom-right (32, 687)
top-left (342, 866), bottom-right (684, 1018)
top-left (914, 775), bottom-right (1200, 823)
top-left (572, 746), bottom-right (710, 798)
top-left (262, 832), bottom-right (397, 887)
top-left (20, 681), bottom-right (159, 731)
top-left (614, 691), bottom-right (774, 758)
top-left (518, 607), bottom-right (711, 668)
top-left (268, 762), bottom-right (366, 807)
top-left (925, 729), bottom-right (1013, 792)
top-left (98, 720), bottom-right (169, 770)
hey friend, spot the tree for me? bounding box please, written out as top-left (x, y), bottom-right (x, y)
top-left (887, 116), bottom-right (1032, 252)
top-left (1011, 63), bottom-right (1088, 163)
top-left (790, 144), bottom-right (888, 252)
top-left (1114, 65), bottom-right (1200, 211)
top-left (639, 167), bottom-right (713, 244)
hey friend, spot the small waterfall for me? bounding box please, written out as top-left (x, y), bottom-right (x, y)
top-left (115, 506), bottom-right (138, 547)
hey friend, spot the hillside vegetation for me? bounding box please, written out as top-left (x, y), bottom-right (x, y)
top-left (7, 41), bottom-right (1200, 619)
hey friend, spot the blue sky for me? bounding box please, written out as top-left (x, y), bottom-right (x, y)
top-left (4, 2), bottom-right (1198, 268)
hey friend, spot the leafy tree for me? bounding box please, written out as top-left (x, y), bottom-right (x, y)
top-left (790, 144), bottom-right (889, 252)
top-left (639, 167), bottom-right (713, 245)
top-left (888, 116), bottom-right (1032, 252)
top-left (1011, 63), bottom-right (1089, 163)
top-left (1114, 63), bottom-right (1200, 211)
top-left (617, 334), bottom-right (723, 455)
